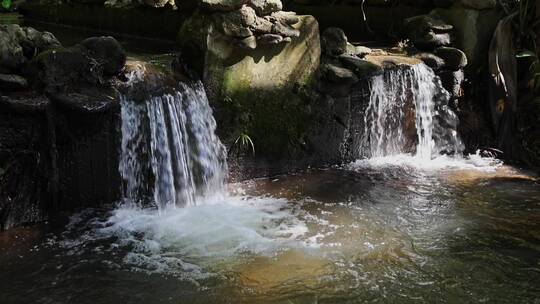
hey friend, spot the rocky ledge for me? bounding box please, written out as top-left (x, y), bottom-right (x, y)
top-left (0, 24), bottom-right (128, 230)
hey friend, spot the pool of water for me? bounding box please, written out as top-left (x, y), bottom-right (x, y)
top-left (1, 158), bottom-right (539, 304)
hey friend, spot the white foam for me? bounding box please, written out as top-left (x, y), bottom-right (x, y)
top-left (96, 193), bottom-right (309, 272)
top-left (348, 150), bottom-right (503, 172)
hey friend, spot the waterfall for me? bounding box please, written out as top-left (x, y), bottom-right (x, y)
top-left (119, 79), bottom-right (226, 210)
top-left (360, 64), bottom-right (463, 159)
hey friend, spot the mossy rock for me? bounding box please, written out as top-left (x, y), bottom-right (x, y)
top-left (179, 15), bottom-right (321, 158)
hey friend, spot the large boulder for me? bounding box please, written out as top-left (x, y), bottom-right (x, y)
top-left (179, 15), bottom-right (320, 157)
top-left (30, 36), bottom-right (126, 93)
top-left (321, 27), bottom-right (348, 56)
top-left (80, 36), bottom-right (126, 76)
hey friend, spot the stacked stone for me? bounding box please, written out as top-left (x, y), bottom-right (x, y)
top-left (0, 25), bottom-right (60, 100)
top-left (403, 14), bottom-right (467, 101)
top-left (0, 24), bottom-right (126, 114)
top-left (318, 27), bottom-right (380, 96)
top-left (196, 0), bottom-right (301, 50)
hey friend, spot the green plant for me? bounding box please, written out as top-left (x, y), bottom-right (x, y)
top-left (1, 0), bottom-right (11, 9)
top-left (517, 50), bottom-right (540, 93)
top-left (234, 133), bottom-right (255, 156)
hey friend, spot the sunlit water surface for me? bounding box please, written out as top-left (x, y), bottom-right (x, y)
top-left (1, 157), bottom-right (540, 304)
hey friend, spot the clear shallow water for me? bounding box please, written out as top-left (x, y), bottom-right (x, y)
top-left (1, 159), bottom-right (539, 304)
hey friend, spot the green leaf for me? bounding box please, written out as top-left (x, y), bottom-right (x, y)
top-left (516, 50), bottom-right (537, 58)
top-left (1, 0), bottom-right (11, 9)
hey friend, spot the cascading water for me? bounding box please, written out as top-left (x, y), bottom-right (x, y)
top-left (359, 64), bottom-right (463, 160)
top-left (119, 69), bottom-right (226, 210)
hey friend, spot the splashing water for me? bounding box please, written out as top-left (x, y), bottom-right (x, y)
top-left (361, 64), bottom-right (463, 159)
top-left (355, 63), bottom-right (501, 171)
top-left (119, 79), bottom-right (226, 210)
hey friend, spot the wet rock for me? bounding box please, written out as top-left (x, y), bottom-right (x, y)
top-left (50, 85), bottom-right (119, 113)
top-left (80, 36), bottom-right (126, 76)
top-left (199, 0), bottom-right (247, 11)
top-left (461, 0), bottom-right (496, 10)
top-left (249, 0), bottom-right (282, 16)
top-left (0, 74), bottom-right (28, 91)
top-left (29, 36), bottom-right (126, 94)
top-left (322, 63), bottom-right (358, 83)
top-left (414, 52), bottom-right (445, 70)
top-left (30, 46), bottom-right (90, 92)
top-left (0, 94), bottom-right (49, 113)
top-left (257, 33), bottom-right (284, 44)
top-left (438, 69), bottom-right (464, 98)
top-left (435, 46), bottom-right (467, 70)
top-left (321, 27), bottom-right (348, 56)
top-left (339, 54), bottom-right (382, 76)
